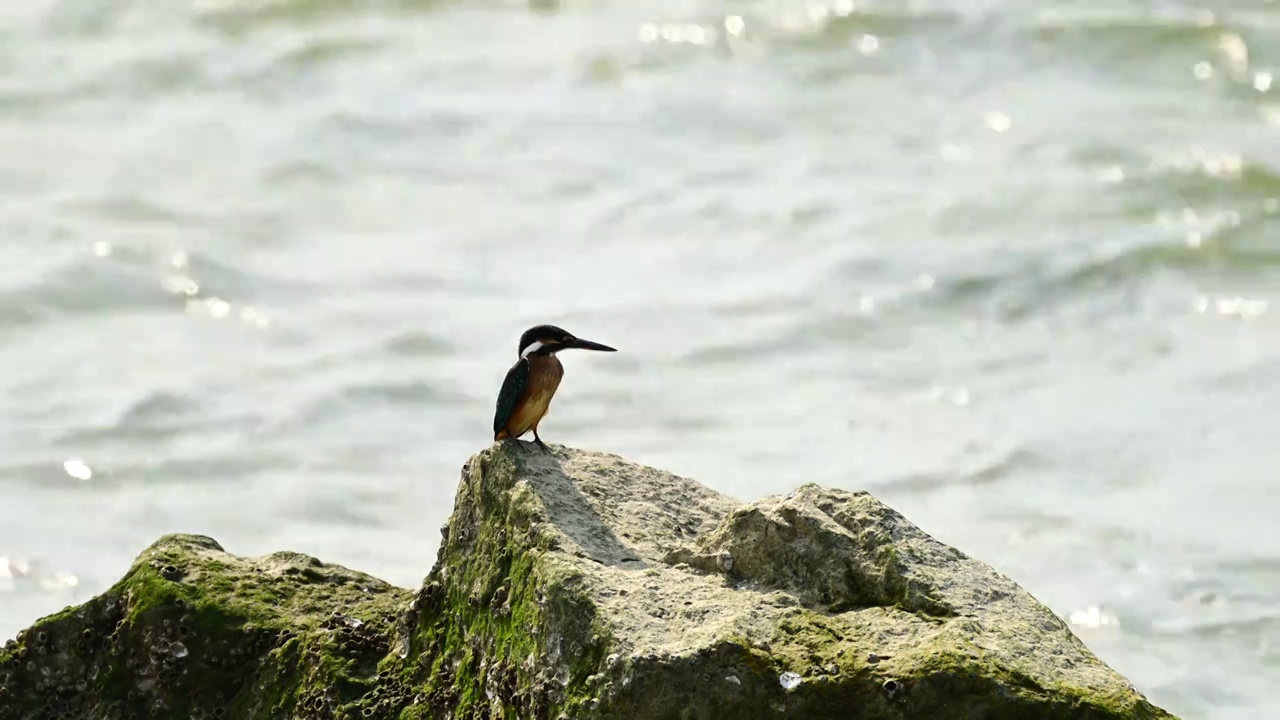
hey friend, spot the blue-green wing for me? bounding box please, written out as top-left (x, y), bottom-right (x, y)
top-left (493, 358), bottom-right (530, 436)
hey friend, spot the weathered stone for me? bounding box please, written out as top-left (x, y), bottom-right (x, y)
top-left (0, 442), bottom-right (1178, 720)
top-left (0, 534), bottom-right (413, 719)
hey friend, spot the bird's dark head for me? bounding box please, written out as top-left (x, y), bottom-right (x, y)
top-left (518, 324), bottom-right (617, 359)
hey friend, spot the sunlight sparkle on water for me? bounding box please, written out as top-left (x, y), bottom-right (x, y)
top-left (1069, 606), bottom-right (1118, 630)
top-left (1195, 296), bottom-right (1269, 319)
top-left (640, 22), bottom-right (712, 45)
top-left (984, 112), bottom-right (1012, 133)
top-left (1217, 33), bottom-right (1249, 75)
top-left (1156, 147), bottom-right (1242, 180)
top-left (0, 557), bottom-right (79, 593)
top-left (187, 297), bottom-right (231, 318)
top-left (163, 276), bottom-right (200, 296)
top-left (63, 460), bottom-right (92, 480)
top-left (206, 298), bottom-right (231, 318)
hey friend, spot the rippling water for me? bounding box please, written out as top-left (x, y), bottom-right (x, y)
top-left (3, 0), bottom-right (1279, 716)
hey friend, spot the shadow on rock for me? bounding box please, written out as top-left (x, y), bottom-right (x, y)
top-left (0, 441), bottom-right (1181, 720)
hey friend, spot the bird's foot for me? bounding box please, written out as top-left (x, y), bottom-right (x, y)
top-left (533, 432), bottom-right (549, 453)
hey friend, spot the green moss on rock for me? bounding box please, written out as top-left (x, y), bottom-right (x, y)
top-left (0, 534), bottom-right (413, 719)
top-left (1, 443), bottom-right (1180, 720)
top-left (377, 447), bottom-right (613, 719)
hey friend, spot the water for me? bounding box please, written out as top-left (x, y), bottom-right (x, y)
top-left (2, 0), bottom-right (1278, 716)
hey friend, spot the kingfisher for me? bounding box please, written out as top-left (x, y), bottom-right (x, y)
top-left (492, 324), bottom-right (616, 451)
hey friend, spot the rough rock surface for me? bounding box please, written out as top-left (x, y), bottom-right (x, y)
top-left (0, 442), bottom-right (1178, 720)
top-left (0, 533), bottom-right (414, 719)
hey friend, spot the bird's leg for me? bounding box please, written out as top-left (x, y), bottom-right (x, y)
top-left (532, 425), bottom-right (549, 452)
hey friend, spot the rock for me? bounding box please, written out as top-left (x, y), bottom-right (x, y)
top-left (0, 533), bottom-right (413, 719)
top-left (0, 443), bottom-right (1179, 720)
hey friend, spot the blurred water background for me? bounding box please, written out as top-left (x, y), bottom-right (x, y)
top-left (2, 0), bottom-right (1279, 716)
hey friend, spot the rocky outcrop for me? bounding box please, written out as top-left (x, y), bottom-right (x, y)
top-left (0, 535), bottom-right (415, 720)
top-left (0, 443), bottom-right (1178, 720)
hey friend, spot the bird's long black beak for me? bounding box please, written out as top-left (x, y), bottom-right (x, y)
top-left (566, 337), bottom-right (617, 352)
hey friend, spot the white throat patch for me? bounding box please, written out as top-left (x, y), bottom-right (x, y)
top-left (520, 341), bottom-right (545, 359)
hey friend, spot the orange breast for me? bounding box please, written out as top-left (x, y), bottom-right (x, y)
top-left (503, 356), bottom-right (563, 438)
